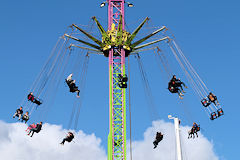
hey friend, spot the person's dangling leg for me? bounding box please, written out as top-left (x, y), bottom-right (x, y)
top-left (30, 130), bottom-right (35, 137)
top-left (25, 119), bottom-right (29, 124)
top-left (28, 128), bottom-right (36, 137)
top-left (26, 126), bottom-right (31, 132)
top-left (22, 117), bottom-right (27, 123)
top-left (177, 89), bottom-right (183, 95)
top-left (180, 83), bottom-right (186, 93)
top-left (28, 129), bottom-right (32, 135)
top-left (153, 140), bottom-right (157, 149)
top-left (60, 138), bottom-right (67, 145)
top-left (177, 89), bottom-right (183, 99)
top-left (76, 90), bottom-right (80, 97)
top-left (18, 114), bottom-right (22, 120)
top-left (179, 84), bottom-right (183, 91)
top-left (13, 112), bottom-right (17, 118)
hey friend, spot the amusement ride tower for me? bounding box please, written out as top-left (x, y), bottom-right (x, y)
top-left (107, 1), bottom-right (127, 160)
top-left (19, 0), bottom-right (225, 159)
top-left (20, 0), bottom-right (225, 159)
top-left (65, 1), bottom-right (168, 159)
top-left (106, 1), bottom-right (127, 159)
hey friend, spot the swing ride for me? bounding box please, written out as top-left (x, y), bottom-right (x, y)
top-left (13, 1), bottom-right (224, 160)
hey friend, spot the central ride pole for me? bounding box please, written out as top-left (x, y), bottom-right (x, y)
top-left (168, 115), bottom-right (183, 160)
top-left (107, 1), bottom-right (127, 160)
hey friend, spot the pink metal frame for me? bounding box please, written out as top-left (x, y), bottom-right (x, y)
top-left (108, 0), bottom-right (126, 160)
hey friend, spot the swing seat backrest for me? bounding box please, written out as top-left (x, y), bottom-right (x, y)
top-left (201, 98), bottom-right (210, 107)
top-left (217, 108), bottom-right (224, 117)
top-left (210, 112), bottom-right (217, 120)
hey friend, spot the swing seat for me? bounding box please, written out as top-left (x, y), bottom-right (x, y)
top-left (118, 82), bottom-right (127, 88)
top-left (122, 75), bottom-right (128, 82)
top-left (201, 98), bottom-right (211, 107)
top-left (210, 112), bottom-right (217, 120)
top-left (118, 74), bottom-right (128, 82)
top-left (168, 87), bottom-right (178, 93)
top-left (196, 126), bottom-right (200, 132)
top-left (217, 108), bottom-right (224, 117)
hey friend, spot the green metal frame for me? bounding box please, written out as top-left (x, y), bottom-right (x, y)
top-left (64, 2), bottom-right (169, 159)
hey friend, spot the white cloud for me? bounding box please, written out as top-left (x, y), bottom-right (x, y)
top-left (127, 120), bottom-right (219, 160)
top-left (0, 120), bottom-right (219, 160)
top-left (0, 121), bottom-right (107, 160)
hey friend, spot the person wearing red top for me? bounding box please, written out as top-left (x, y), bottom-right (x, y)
top-left (27, 92), bottom-right (35, 102)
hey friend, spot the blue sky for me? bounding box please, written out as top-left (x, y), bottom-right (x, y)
top-left (0, 0), bottom-right (239, 159)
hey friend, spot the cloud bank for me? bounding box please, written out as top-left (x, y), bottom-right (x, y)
top-left (127, 120), bottom-right (218, 160)
top-left (0, 120), bottom-right (219, 160)
top-left (0, 121), bottom-right (107, 160)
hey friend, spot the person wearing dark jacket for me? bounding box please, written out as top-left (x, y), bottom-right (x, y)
top-left (66, 74), bottom-right (80, 97)
top-left (170, 75), bottom-right (177, 83)
top-left (13, 107), bottom-right (23, 120)
top-left (153, 132), bottom-right (163, 149)
top-left (175, 78), bottom-right (187, 93)
top-left (28, 122), bottom-right (42, 137)
top-left (60, 132), bottom-right (74, 145)
top-left (168, 75), bottom-right (185, 99)
top-left (168, 81), bottom-right (184, 99)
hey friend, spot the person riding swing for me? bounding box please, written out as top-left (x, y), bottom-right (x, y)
top-left (21, 111), bottom-right (29, 123)
top-left (168, 75), bottom-right (185, 99)
top-left (27, 92), bottom-right (34, 102)
top-left (27, 92), bottom-right (42, 105)
top-left (66, 74), bottom-right (80, 97)
top-left (153, 132), bottom-right (163, 149)
top-left (188, 122), bottom-right (200, 139)
top-left (192, 122), bottom-right (200, 132)
top-left (13, 107), bottom-right (23, 120)
top-left (60, 132), bottom-right (74, 145)
top-left (26, 123), bottom-right (36, 133)
top-left (208, 92), bottom-right (220, 106)
top-left (27, 122), bottom-right (42, 137)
